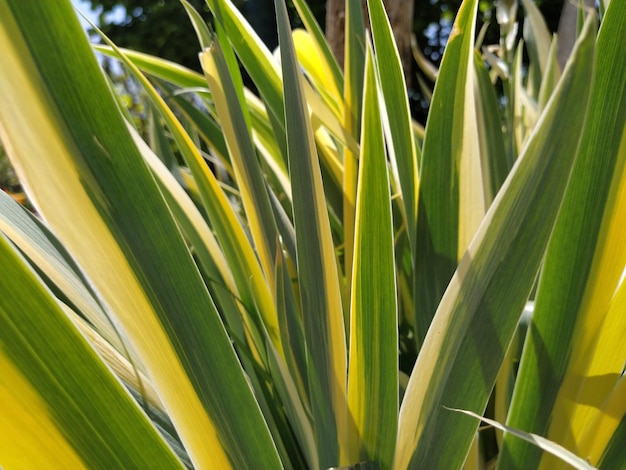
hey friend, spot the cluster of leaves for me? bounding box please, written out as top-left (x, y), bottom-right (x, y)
top-left (85, 0), bottom-right (322, 71)
top-left (0, 0), bottom-right (625, 469)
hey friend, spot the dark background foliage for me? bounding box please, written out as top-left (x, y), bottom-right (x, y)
top-left (85, 0), bottom-right (565, 123)
top-left (86, 0), bottom-right (565, 71)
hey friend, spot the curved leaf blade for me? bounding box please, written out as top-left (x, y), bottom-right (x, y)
top-left (395, 13), bottom-right (596, 469)
top-left (0, 234), bottom-right (183, 470)
top-left (500, 4), bottom-right (626, 468)
top-left (451, 409), bottom-right (595, 470)
top-left (0, 1), bottom-right (282, 468)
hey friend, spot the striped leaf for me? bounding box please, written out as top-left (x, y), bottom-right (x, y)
top-left (521, 0), bottom-right (553, 98)
top-left (291, 0), bottom-right (343, 109)
top-left (500, 4), bottom-right (626, 468)
top-left (346, 43), bottom-right (398, 469)
top-left (0, 1), bottom-right (282, 468)
top-left (413, 0), bottom-right (485, 346)
top-left (201, 38), bottom-right (282, 297)
top-left (473, 50), bottom-right (510, 203)
top-left (368, 0), bottom-right (420, 256)
top-left (94, 22), bottom-right (283, 355)
top-left (0, 234), bottom-right (184, 470)
top-left (395, 12), bottom-right (596, 469)
top-left (342, 0), bottom-right (367, 298)
top-left (273, 0), bottom-right (347, 466)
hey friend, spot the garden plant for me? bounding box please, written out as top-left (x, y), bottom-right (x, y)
top-left (0, 0), bottom-right (625, 468)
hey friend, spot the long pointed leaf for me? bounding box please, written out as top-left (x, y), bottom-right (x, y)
top-left (342, 0), bottom-right (367, 301)
top-left (201, 38), bottom-right (282, 296)
top-left (368, 0), bottom-right (420, 254)
top-left (92, 20), bottom-right (283, 354)
top-left (0, 1), bottom-right (282, 468)
top-left (500, 4), bottom-right (626, 468)
top-left (346, 43), bottom-right (398, 469)
top-left (274, 0), bottom-right (347, 466)
top-left (452, 409), bottom-right (595, 470)
top-left (291, 0), bottom-right (343, 106)
top-left (413, 0), bottom-right (484, 345)
top-left (0, 234), bottom-right (184, 470)
top-left (395, 13), bottom-right (596, 469)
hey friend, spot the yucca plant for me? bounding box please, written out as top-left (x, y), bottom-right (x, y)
top-left (0, 0), bottom-right (624, 468)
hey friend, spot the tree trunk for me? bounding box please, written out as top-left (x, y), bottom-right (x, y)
top-left (325, 0), bottom-right (348, 68)
top-left (325, 0), bottom-right (415, 84)
top-left (556, 0), bottom-right (595, 70)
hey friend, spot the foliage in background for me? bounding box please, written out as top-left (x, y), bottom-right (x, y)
top-left (84, 0), bottom-right (565, 67)
top-left (85, 0), bottom-right (324, 71)
top-left (82, 0), bottom-right (567, 122)
top-left (1, 0), bottom-right (625, 469)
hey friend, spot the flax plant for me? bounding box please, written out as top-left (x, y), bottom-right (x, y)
top-left (0, 0), bottom-right (625, 469)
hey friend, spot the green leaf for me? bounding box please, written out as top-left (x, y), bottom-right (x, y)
top-left (182, 0), bottom-right (250, 129)
top-left (204, 0), bottom-right (287, 154)
top-left (0, 190), bottom-right (134, 365)
top-left (201, 37), bottom-right (282, 299)
top-left (368, 0), bottom-right (420, 253)
top-left (580, 280), bottom-right (626, 468)
top-left (450, 409), bottom-right (595, 470)
top-left (129, 125), bottom-right (247, 347)
top-left (500, 4), bottom-right (626, 468)
top-left (0, 1), bottom-right (282, 467)
top-left (342, 0), bottom-right (367, 298)
top-left (274, 246), bottom-right (312, 408)
top-left (537, 36), bottom-right (561, 111)
top-left (346, 43), bottom-right (398, 469)
top-left (0, 233), bottom-right (184, 470)
top-left (94, 19), bottom-right (283, 355)
top-left (291, 0), bottom-right (343, 104)
top-left (597, 375), bottom-right (626, 469)
top-left (164, 87), bottom-right (231, 168)
top-left (473, 50), bottom-right (510, 202)
top-left (395, 11), bottom-right (596, 469)
top-left (414, 0), bottom-right (484, 346)
top-left (274, 0), bottom-right (347, 466)
top-left (94, 45), bottom-right (206, 89)
top-left (521, 0), bottom-right (553, 98)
